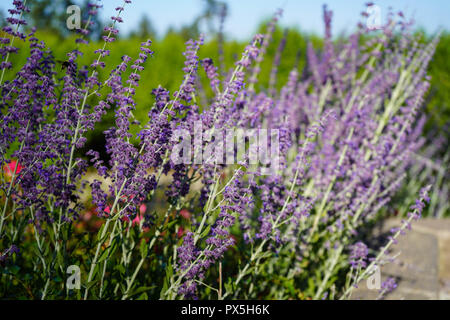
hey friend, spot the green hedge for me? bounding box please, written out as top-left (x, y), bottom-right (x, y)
top-left (5, 28), bottom-right (449, 152)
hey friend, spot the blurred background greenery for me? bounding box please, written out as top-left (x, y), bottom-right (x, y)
top-left (2, 0), bottom-right (448, 146)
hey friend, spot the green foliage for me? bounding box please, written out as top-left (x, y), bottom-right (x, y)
top-left (7, 27), bottom-right (449, 152)
top-left (426, 31), bottom-right (450, 129)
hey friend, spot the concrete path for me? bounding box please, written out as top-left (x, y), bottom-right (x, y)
top-left (351, 218), bottom-right (450, 300)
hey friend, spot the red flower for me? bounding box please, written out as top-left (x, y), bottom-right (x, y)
top-left (139, 203), bottom-right (146, 215)
top-left (177, 226), bottom-right (185, 238)
top-left (122, 203), bottom-right (147, 227)
top-left (3, 159), bottom-right (23, 178)
top-left (180, 209), bottom-right (191, 220)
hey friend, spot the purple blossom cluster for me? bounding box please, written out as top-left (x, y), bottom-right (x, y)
top-left (380, 277), bottom-right (397, 295)
top-left (349, 242), bottom-right (368, 268)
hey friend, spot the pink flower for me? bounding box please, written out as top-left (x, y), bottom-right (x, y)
top-left (121, 203), bottom-right (147, 226)
top-left (180, 209), bottom-right (191, 220)
top-left (83, 209), bottom-right (93, 221)
top-left (132, 204), bottom-right (147, 226)
top-left (177, 226), bottom-right (185, 238)
top-left (3, 159), bottom-right (23, 177)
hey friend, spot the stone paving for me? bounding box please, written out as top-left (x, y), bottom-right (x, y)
top-left (351, 218), bottom-right (450, 300)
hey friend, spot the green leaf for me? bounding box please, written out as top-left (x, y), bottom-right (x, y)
top-left (137, 292), bottom-right (148, 300)
top-left (96, 224), bottom-right (106, 242)
top-left (200, 224), bottom-right (211, 238)
top-left (10, 265), bottom-right (20, 275)
top-left (98, 239), bottom-right (118, 263)
top-left (97, 247), bottom-right (110, 263)
top-left (160, 258), bottom-right (174, 299)
top-left (307, 277), bottom-right (315, 291)
top-left (160, 277), bottom-right (168, 299)
top-left (166, 261), bottom-right (173, 279)
top-left (85, 280), bottom-right (97, 291)
top-left (114, 264), bottom-right (126, 275)
top-left (224, 278), bottom-right (233, 294)
top-left (92, 263), bottom-right (100, 279)
top-left (139, 239), bottom-right (148, 258)
top-left (131, 286), bottom-right (156, 298)
top-left (166, 219), bottom-right (178, 230)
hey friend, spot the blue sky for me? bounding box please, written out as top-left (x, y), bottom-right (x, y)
top-left (1, 0), bottom-right (449, 39)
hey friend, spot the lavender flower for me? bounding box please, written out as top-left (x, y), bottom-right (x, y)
top-left (380, 277), bottom-right (397, 295)
top-left (349, 241), bottom-right (368, 268)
